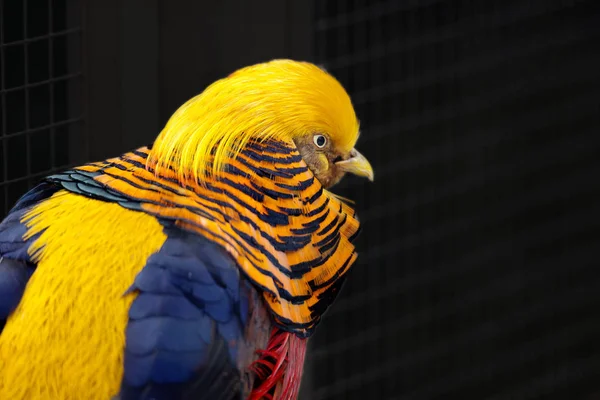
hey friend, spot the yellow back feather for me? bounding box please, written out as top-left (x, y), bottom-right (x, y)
top-left (0, 191), bottom-right (167, 399)
top-left (148, 59), bottom-right (359, 183)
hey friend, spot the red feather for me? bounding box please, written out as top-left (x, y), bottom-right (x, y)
top-left (248, 328), bottom-right (307, 400)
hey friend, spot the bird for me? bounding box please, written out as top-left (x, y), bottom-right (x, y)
top-left (0, 59), bottom-right (373, 400)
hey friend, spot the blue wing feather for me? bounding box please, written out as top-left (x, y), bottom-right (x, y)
top-left (7, 181), bottom-right (60, 214)
top-left (0, 259), bottom-right (34, 322)
top-left (126, 317), bottom-right (212, 354)
top-left (124, 350), bottom-right (204, 387)
top-left (128, 294), bottom-right (204, 320)
top-left (0, 184), bottom-right (57, 332)
top-left (119, 225), bottom-right (251, 400)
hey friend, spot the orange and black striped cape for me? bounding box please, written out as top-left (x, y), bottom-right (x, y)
top-left (45, 139), bottom-right (361, 337)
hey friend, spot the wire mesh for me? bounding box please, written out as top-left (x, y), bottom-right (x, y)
top-left (0, 0), bottom-right (84, 218)
top-left (1, 0), bottom-right (599, 398)
top-left (305, 0), bottom-right (600, 399)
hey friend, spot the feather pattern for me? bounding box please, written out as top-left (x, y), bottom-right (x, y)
top-left (46, 139), bottom-right (361, 337)
top-left (119, 225), bottom-right (253, 400)
top-left (0, 203), bottom-right (43, 333)
top-left (0, 206), bottom-right (43, 263)
top-left (0, 191), bottom-right (169, 399)
top-left (0, 191), bottom-right (274, 400)
top-left (0, 258), bottom-right (33, 333)
top-left (148, 60), bottom-right (359, 183)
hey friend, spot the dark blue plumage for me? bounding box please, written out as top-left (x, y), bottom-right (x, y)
top-left (7, 181), bottom-right (60, 215)
top-left (119, 225), bottom-right (253, 400)
top-left (0, 259), bottom-right (33, 331)
top-left (0, 206), bottom-right (39, 332)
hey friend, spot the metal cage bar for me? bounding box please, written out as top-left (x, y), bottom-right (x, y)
top-left (0, 0), bottom-right (84, 217)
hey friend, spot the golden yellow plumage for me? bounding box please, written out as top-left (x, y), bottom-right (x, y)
top-left (149, 60), bottom-right (361, 184)
top-left (0, 191), bottom-right (166, 399)
top-left (0, 59), bottom-right (373, 400)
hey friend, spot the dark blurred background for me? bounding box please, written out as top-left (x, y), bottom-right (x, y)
top-left (1, 1), bottom-right (600, 399)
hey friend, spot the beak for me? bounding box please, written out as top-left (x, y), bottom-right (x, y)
top-left (335, 148), bottom-right (375, 181)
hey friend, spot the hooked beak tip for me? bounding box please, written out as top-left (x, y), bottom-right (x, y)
top-left (336, 148), bottom-right (375, 182)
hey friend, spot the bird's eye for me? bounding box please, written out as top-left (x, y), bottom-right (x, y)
top-left (313, 134), bottom-right (327, 148)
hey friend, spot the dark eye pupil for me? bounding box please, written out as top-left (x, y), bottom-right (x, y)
top-left (316, 136), bottom-right (326, 146)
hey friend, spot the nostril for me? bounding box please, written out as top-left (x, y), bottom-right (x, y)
top-left (333, 156), bottom-right (343, 163)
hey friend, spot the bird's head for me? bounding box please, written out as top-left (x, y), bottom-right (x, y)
top-left (149, 59), bottom-right (374, 188)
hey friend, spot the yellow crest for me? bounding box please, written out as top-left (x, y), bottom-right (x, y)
top-left (148, 59), bottom-right (360, 184)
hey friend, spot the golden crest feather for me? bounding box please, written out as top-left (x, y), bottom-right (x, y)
top-left (148, 59), bottom-right (360, 184)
